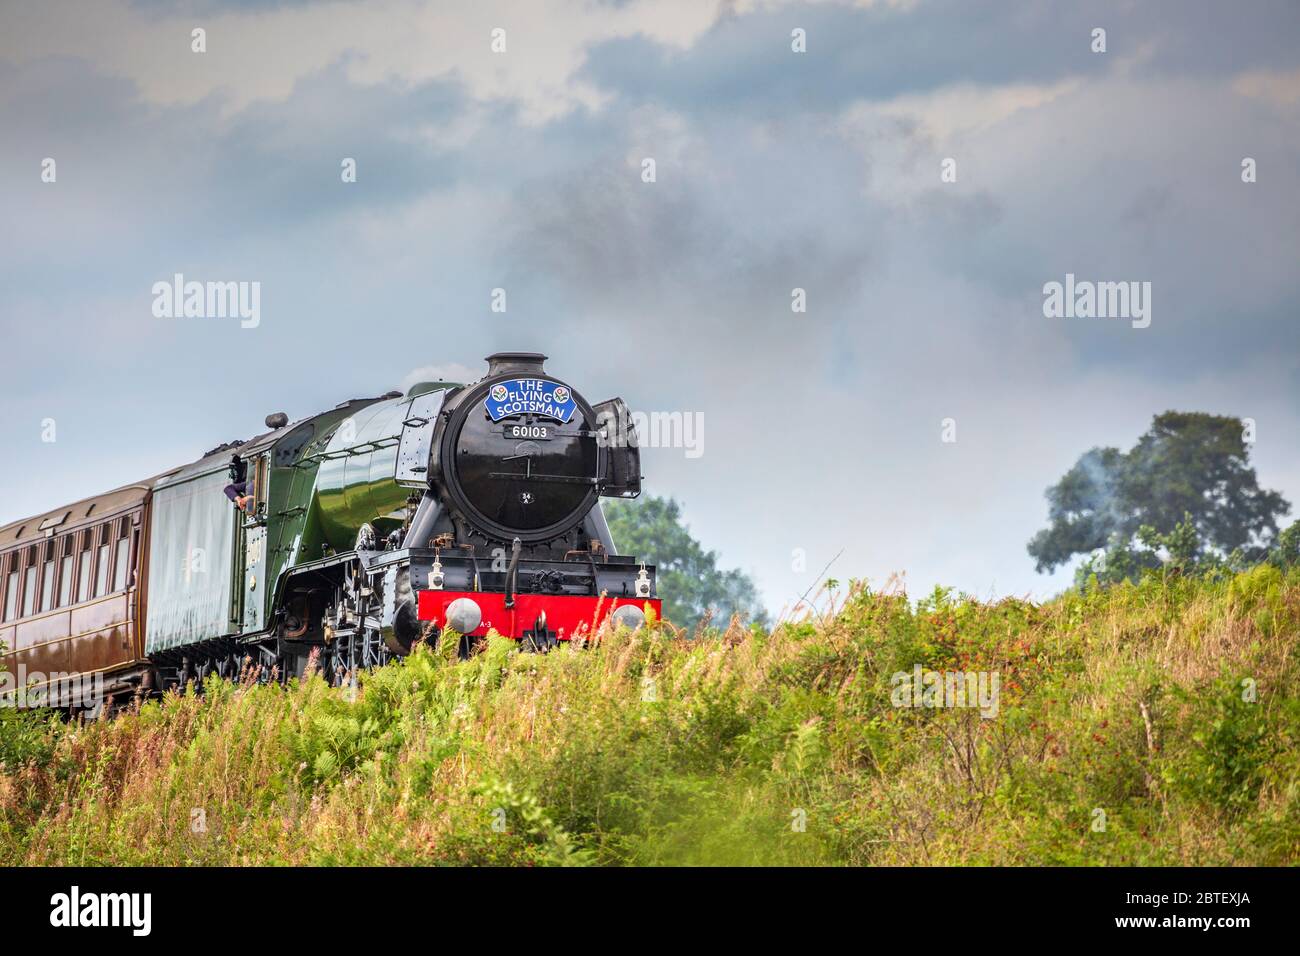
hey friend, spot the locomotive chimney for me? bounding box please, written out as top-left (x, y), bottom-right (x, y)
top-left (485, 351), bottom-right (547, 378)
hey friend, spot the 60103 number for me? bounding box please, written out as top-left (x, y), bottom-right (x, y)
top-left (505, 424), bottom-right (552, 440)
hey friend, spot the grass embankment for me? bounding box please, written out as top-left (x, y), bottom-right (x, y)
top-left (1, 566), bottom-right (1298, 865)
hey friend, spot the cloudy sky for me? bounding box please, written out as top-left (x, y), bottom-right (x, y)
top-left (2, 0), bottom-right (1298, 615)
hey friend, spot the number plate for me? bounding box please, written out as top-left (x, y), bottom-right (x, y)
top-left (503, 423), bottom-right (553, 440)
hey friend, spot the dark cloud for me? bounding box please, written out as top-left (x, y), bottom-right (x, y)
top-left (581, 0), bottom-right (1300, 119)
top-left (581, 1), bottom-right (1098, 116)
top-left (505, 149), bottom-right (875, 327)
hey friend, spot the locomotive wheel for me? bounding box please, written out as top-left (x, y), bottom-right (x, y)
top-left (256, 647), bottom-right (283, 684)
top-left (327, 635), bottom-right (355, 688)
top-left (214, 653), bottom-right (245, 682)
top-left (519, 630), bottom-right (559, 654)
top-left (322, 627), bottom-right (396, 690)
top-left (360, 627), bottom-right (392, 670)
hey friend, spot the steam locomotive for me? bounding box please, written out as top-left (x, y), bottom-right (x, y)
top-left (0, 353), bottom-right (659, 710)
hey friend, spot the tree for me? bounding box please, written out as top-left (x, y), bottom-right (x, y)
top-left (1029, 411), bottom-right (1290, 577)
top-left (1269, 519), bottom-right (1300, 569)
top-left (1071, 513), bottom-right (1222, 589)
top-left (603, 495), bottom-right (769, 631)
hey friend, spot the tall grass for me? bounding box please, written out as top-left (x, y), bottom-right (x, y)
top-left (2, 566), bottom-right (1297, 865)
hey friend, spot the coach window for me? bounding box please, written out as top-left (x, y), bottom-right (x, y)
top-left (58, 537), bottom-right (74, 607)
top-left (113, 519), bottom-right (131, 592)
top-left (2, 555), bottom-right (16, 622)
top-left (39, 541), bottom-right (55, 613)
top-left (22, 547), bottom-right (38, 617)
top-left (94, 525), bottom-right (111, 598)
top-left (255, 455), bottom-right (269, 510)
top-left (131, 525), bottom-right (141, 587)
top-left (76, 534), bottom-right (93, 604)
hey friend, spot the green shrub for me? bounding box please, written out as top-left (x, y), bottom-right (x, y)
top-left (1, 572), bottom-right (1297, 866)
top-left (0, 708), bottom-right (56, 771)
top-left (1166, 676), bottom-right (1274, 814)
